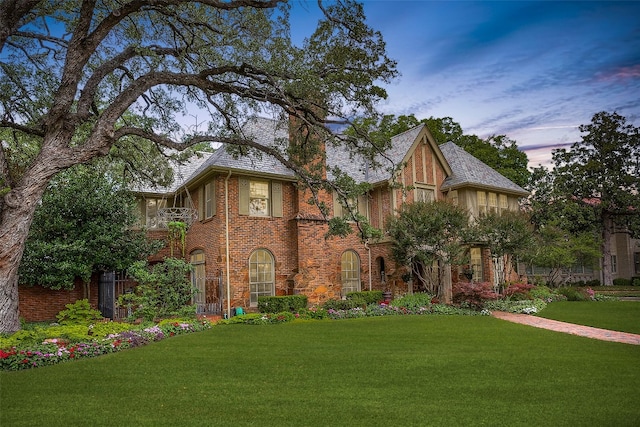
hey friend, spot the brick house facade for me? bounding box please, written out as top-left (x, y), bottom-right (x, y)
top-left (19, 117), bottom-right (530, 321)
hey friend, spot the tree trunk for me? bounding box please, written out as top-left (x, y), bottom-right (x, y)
top-left (0, 170), bottom-right (53, 333)
top-left (601, 211), bottom-right (613, 286)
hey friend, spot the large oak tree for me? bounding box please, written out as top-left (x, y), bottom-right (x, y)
top-left (0, 0), bottom-right (397, 332)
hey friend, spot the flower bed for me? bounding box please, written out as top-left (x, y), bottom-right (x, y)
top-left (0, 319), bottom-right (211, 371)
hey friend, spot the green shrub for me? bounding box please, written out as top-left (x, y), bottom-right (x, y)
top-left (632, 277), bottom-right (640, 286)
top-left (390, 292), bottom-right (433, 310)
top-left (258, 295), bottom-right (308, 313)
top-left (612, 278), bottom-right (631, 286)
top-left (346, 291), bottom-right (383, 305)
top-left (556, 286), bottom-right (588, 301)
top-left (56, 299), bottom-right (103, 325)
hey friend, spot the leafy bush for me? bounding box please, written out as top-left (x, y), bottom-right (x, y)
top-left (298, 307), bottom-right (328, 320)
top-left (390, 292), bottom-right (433, 310)
top-left (217, 312), bottom-right (295, 325)
top-left (346, 291), bottom-right (383, 305)
top-left (56, 299), bottom-right (103, 325)
top-left (258, 295), bottom-right (308, 313)
top-left (529, 286), bottom-right (567, 302)
top-left (613, 278), bottom-right (631, 286)
top-left (632, 277), bottom-right (640, 287)
top-left (503, 283), bottom-right (534, 300)
top-left (556, 286), bottom-right (589, 301)
top-left (119, 258), bottom-right (196, 321)
top-left (452, 282), bottom-right (498, 309)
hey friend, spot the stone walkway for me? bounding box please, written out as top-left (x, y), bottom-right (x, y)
top-left (491, 311), bottom-right (640, 345)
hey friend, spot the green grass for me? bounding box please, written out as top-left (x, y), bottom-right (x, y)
top-left (536, 301), bottom-right (640, 334)
top-left (2, 316), bottom-right (639, 426)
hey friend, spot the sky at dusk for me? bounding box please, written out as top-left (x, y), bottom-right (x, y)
top-left (290, 1), bottom-right (640, 168)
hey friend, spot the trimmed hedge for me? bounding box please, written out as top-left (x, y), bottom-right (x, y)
top-left (345, 291), bottom-right (384, 305)
top-left (258, 295), bottom-right (308, 313)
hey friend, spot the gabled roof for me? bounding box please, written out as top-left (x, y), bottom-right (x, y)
top-left (326, 123), bottom-right (450, 185)
top-left (439, 142), bottom-right (529, 196)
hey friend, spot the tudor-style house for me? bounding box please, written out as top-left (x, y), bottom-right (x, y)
top-left (17, 116), bottom-right (532, 321)
top-left (123, 116), bottom-right (529, 318)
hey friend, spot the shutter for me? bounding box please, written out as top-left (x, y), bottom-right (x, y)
top-left (357, 194), bottom-right (368, 219)
top-left (333, 191), bottom-right (343, 218)
top-left (198, 186), bottom-right (204, 221)
top-left (271, 181), bottom-right (283, 217)
top-left (239, 177), bottom-right (249, 215)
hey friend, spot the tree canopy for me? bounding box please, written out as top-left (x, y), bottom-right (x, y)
top-left (19, 165), bottom-right (163, 291)
top-left (532, 111), bottom-right (640, 285)
top-left (0, 0), bottom-right (398, 332)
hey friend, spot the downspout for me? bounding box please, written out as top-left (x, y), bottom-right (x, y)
top-left (365, 239), bottom-right (372, 291)
top-left (225, 170), bottom-right (232, 318)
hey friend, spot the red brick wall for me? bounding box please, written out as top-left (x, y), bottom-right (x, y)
top-left (19, 276), bottom-right (99, 322)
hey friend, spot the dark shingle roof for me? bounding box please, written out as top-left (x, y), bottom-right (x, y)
top-left (326, 124), bottom-right (426, 184)
top-left (439, 142), bottom-right (529, 196)
top-left (187, 116), bottom-right (294, 180)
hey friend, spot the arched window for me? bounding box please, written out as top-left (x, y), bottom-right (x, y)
top-left (341, 250), bottom-right (361, 296)
top-left (249, 249), bottom-right (275, 306)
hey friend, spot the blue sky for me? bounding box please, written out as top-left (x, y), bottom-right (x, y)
top-left (290, 1), bottom-right (640, 167)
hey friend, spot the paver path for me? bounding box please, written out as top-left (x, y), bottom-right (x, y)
top-left (491, 311), bottom-right (640, 345)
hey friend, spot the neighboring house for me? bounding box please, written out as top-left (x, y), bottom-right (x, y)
top-left (18, 117), bottom-right (530, 321)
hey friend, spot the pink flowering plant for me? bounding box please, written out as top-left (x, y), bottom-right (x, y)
top-left (0, 318), bottom-right (211, 371)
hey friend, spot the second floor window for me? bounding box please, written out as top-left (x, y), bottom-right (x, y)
top-left (239, 177), bottom-right (283, 218)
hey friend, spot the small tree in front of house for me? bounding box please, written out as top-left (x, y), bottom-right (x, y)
top-left (119, 258), bottom-right (196, 321)
top-left (472, 210), bottom-right (533, 292)
top-left (387, 200), bottom-right (470, 303)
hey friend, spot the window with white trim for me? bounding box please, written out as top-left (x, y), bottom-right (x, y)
top-left (249, 249), bottom-right (275, 306)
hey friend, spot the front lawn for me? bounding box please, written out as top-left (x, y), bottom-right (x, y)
top-left (536, 301), bottom-right (640, 334)
top-left (2, 315), bottom-right (639, 426)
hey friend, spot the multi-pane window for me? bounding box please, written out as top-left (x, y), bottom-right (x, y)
top-left (470, 247), bottom-right (483, 282)
top-left (488, 192), bottom-right (498, 213)
top-left (144, 198), bottom-right (167, 229)
top-left (341, 250), bottom-right (361, 296)
top-left (249, 180), bottom-right (270, 216)
top-left (415, 186), bottom-right (435, 203)
top-left (477, 191), bottom-right (487, 215)
top-left (333, 192), bottom-right (369, 220)
top-left (249, 249), bottom-right (275, 306)
top-left (448, 190), bottom-right (458, 206)
top-left (499, 194), bottom-right (508, 211)
top-left (239, 178), bottom-right (282, 217)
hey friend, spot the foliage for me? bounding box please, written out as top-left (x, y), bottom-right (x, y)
top-left (216, 312), bottom-right (295, 325)
top-left (167, 221), bottom-right (187, 258)
top-left (613, 278), bottom-right (631, 286)
top-left (523, 224), bottom-right (601, 286)
top-left (389, 292), bottom-right (434, 310)
top-left (0, 318), bottom-right (211, 371)
top-left (119, 258), bottom-right (196, 321)
top-left (0, 0), bottom-right (398, 333)
top-left (18, 165), bottom-right (164, 289)
top-left (502, 283), bottom-right (535, 300)
top-left (529, 286), bottom-right (568, 302)
top-left (546, 112), bottom-right (640, 285)
top-left (452, 282), bottom-right (499, 309)
top-left (555, 287), bottom-right (591, 302)
top-left (258, 295), bottom-right (308, 313)
top-left (387, 200), bottom-right (470, 298)
top-left (471, 210), bottom-right (534, 288)
top-left (345, 290), bottom-right (383, 305)
top-left (55, 299), bottom-right (103, 325)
